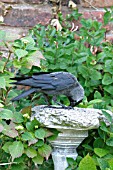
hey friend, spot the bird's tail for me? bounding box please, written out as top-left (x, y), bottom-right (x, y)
top-left (11, 88), bottom-right (37, 101)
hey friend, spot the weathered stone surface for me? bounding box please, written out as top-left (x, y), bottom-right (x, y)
top-left (23, 0), bottom-right (47, 4)
top-left (32, 106), bottom-right (112, 170)
top-left (106, 33), bottom-right (113, 43)
top-left (51, 129), bottom-right (88, 170)
top-left (80, 0), bottom-right (113, 8)
top-left (0, 26), bottom-right (28, 40)
top-left (31, 106), bottom-right (112, 130)
top-left (1, 0), bottom-right (79, 5)
top-left (2, 4), bottom-right (52, 27)
top-left (80, 9), bottom-right (105, 22)
top-left (1, 0), bottom-right (47, 4)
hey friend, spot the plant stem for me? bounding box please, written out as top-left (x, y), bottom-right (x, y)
top-left (3, 42), bottom-right (13, 72)
top-left (3, 51), bottom-right (12, 72)
top-left (3, 87), bottom-right (12, 105)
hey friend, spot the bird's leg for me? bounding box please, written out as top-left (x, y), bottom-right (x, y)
top-left (43, 94), bottom-right (58, 109)
top-left (52, 96), bottom-right (65, 107)
top-left (52, 96), bottom-right (73, 109)
top-left (43, 94), bottom-right (51, 106)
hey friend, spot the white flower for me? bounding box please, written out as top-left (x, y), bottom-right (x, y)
top-left (0, 15), bottom-right (4, 22)
top-left (15, 125), bottom-right (24, 130)
top-left (23, 113), bottom-right (30, 119)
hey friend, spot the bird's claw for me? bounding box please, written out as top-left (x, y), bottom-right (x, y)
top-left (62, 105), bottom-right (74, 110)
top-left (44, 105), bottom-right (59, 109)
top-left (43, 105), bottom-right (74, 110)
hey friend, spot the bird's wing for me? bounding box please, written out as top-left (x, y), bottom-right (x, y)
top-left (11, 72), bottom-right (75, 91)
top-left (32, 72), bottom-right (75, 91)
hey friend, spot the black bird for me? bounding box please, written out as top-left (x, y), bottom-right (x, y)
top-left (11, 72), bottom-right (84, 108)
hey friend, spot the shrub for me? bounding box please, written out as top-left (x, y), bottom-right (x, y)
top-left (0, 7), bottom-right (113, 170)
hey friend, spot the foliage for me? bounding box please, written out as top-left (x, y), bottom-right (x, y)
top-left (0, 106), bottom-right (58, 169)
top-left (0, 29), bottom-right (59, 169)
top-left (0, 6), bottom-right (113, 170)
top-left (66, 111), bottom-right (113, 170)
top-left (31, 8), bottom-right (113, 111)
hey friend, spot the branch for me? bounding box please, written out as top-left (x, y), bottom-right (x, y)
top-left (83, 0), bottom-right (98, 10)
top-left (0, 162), bottom-right (17, 166)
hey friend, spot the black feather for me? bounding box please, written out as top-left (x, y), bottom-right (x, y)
top-left (11, 72), bottom-right (84, 107)
top-left (11, 88), bottom-right (37, 101)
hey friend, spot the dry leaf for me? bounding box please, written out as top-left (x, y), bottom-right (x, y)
top-left (68, 0), bottom-right (77, 9)
top-left (51, 19), bottom-right (62, 31)
top-left (27, 51), bottom-right (45, 69)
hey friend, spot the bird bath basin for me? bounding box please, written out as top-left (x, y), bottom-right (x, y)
top-left (31, 106), bottom-right (112, 170)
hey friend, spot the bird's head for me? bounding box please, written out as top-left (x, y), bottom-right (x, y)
top-left (69, 85), bottom-right (84, 107)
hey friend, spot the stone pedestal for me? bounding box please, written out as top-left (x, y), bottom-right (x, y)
top-left (31, 106), bottom-right (112, 170)
top-left (51, 129), bottom-right (88, 170)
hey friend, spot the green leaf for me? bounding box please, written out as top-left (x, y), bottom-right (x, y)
top-left (22, 132), bottom-right (35, 141)
top-left (8, 90), bottom-right (18, 100)
top-left (35, 128), bottom-right (46, 140)
top-left (93, 138), bottom-right (105, 148)
top-left (25, 147), bottom-right (37, 158)
top-left (21, 36), bottom-right (35, 46)
top-left (32, 153), bottom-right (44, 165)
top-left (102, 110), bottom-right (112, 123)
top-left (26, 119), bottom-right (39, 131)
top-left (0, 109), bottom-right (13, 120)
top-left (13, 39), bottom-right (24, 48)
top-left (98, 128), bottom-right (107, 141)
top-left (38, 144), bottom-right (52, 160)
top-left (14, 155), bottom-right (26, 163)
top-left (100, 121), bottom-right (109, 133)
top-left (108, 158), bottom-right (113, 170)
top-left (11, 163), bottom-right (26, 170)
top-left (67, 157), bottom-right (76, 166)
top-left (59, 63), bottom-right (67, 69)
top-left (109, 124), bottom-right (113, 133)
top-left (75, 56), bottom-right (87, 64)
top-left (78, 66), bottom-right (89, 78)
top-left (0, 61), bottom-right (5, 72)
top-left (94, 91), bottom-right (102, 99)
top-left (94, 148), bottom-right (109, 158)
top-left (106, 137), bottom-right (113, 146)
top-left (88, 99), bottom-right (102, 105)
top-left (35, 140), bottom-right (44, 147)
top-left (90, 69), bottom-right (102, 80)
top-left (2, 142), bottom-right (13, 153)
top-left (47, 134), bottom-right (59, 141)
top-left (0, 77), bottom-right (6, 89)
top-left (103, 11), bottom-right (111, 25)
top-left (15, 49), bottom-right (28, 59)
top-left (13, 112), bottom-right (24, 123)
top-left (102, 73), bottom-right (113, 85)
top-left (9, 141), bottom-right (24, 161)
top-left (79, 154), bottom-right (96, 170)
top-left (47, 128), bottom-right (60, 141)
top-left (97, 158), bottom-right (109, 170)
top-left (82, 144), bottom-right (93, 151)
top-left (104, 85), bottom-right (113, 95)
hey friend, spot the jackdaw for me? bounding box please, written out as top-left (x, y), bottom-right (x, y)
top-left (11, 72), bottom-right (84, 108)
